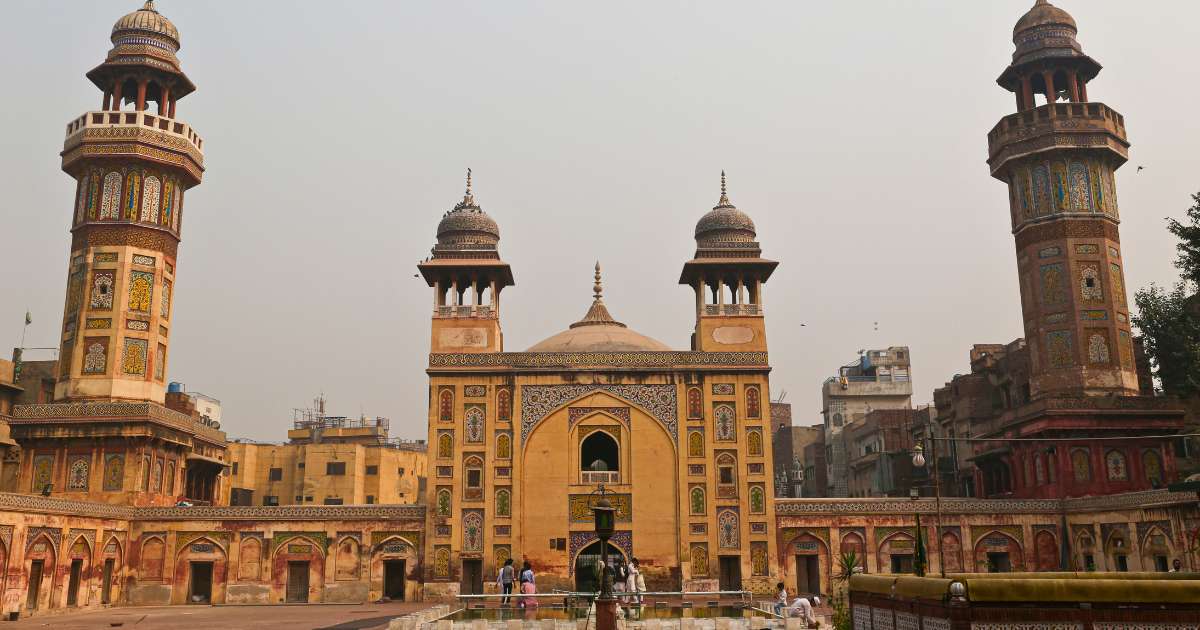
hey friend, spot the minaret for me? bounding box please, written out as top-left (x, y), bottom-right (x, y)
top-left (679, 172), bottom-right (777, 352)
top-left (56, 1), bottom-right (204, 403)
top-left (988, 0), bottom-right (1137, 397)
top-left (418, 170), bottom-right (514, 353)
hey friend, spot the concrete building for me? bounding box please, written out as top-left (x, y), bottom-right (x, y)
top-left (227, 409), bottom-right (427, 506)
top-left (844, 409), bottom-right (919, 498)
top-left (822, 347), bottom-right (913, 496)
top-left (770, 402), bottom-right (823, 497)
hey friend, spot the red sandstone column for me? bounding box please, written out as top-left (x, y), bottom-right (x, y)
top-left (1067, 72), bottom-right (1080, 103)
top-left (111, 82), bottom-right (123, 110)
top-left (159, 85), bottom-right (171, 116)
top-left (1079, 79), bottom-right (1088, 102)
top-left (168, 98), bottom-right (177, 119)
top-left (1042, 71), bottom-right (1056, 108)
top-left (136, 79), bottom-right (148, 112)
top-left (102, 90), bottom-right (111, 110)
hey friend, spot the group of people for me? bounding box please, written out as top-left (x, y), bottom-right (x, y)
top-left (608, 557), bottom-right (647, 604)
top-left (775, 583), bottom-right (821, 628)
top-left (496, 559), bottom-right (538, 608)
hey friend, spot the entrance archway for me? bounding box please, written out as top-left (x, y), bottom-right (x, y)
top-left (573, 541), bottom-right (624, 593)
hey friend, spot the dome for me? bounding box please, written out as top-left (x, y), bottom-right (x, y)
top-left (435, 169), bottom-right (500, 246)
top-left (526, 263), bottom-right (672, 353)
top-left (112, 1), bottom-right (180, 48)
top-left (1013, 0), bottom-right (1076, 38)
top-left (694, 171), bottom-right (756, 243)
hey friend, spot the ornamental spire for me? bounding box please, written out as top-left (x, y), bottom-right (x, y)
top-left (453, 167), bottom-right (479, 211)
top-left (717, 170), bottom-right (733, 208)
top-left (570, 261), bottom-right (625, 329)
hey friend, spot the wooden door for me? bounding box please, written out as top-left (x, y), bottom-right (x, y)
top-left (384, 560), bottom-right (406, 600)
top-left (67, 559), bottom-right (83, 606)
top-left (102, 559), bottom-right (114, 604)
top-left (190, 562), bottom-right (213, 603)
top-left (461, 559), bottom-right (483, 595)
top-left (286, 561), bottom-right (309, 603)
top-left (718, 556), bottom-right (741, 592)
top-left (26, 560), bottom-right (43, 610)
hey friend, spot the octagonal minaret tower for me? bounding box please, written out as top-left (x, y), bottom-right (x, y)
top-left (988, 0), bottom-right (1137, 398)
top-left (418, 170), bottom-right (514, 353)
top-left (56, 1), bottom-right (204, 403)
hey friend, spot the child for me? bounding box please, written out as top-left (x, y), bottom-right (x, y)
top-left (775, 582), bottom-right (788, 616)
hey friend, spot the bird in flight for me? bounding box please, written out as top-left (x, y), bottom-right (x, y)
top-left (1137, 165), bottom-right (1145, 173)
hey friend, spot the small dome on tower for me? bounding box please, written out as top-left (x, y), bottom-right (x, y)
top-left (112, 1), bottom-right (180, 50)
top-left (435, 169), bottom-right (500, 247)
top-left (1013, 0), bottom-right (1077, 38)
top-left (695, 171), bottom-right (756, 244)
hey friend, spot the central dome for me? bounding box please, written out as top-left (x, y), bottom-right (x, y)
top-left (526, 264), bottom-right (671, 352)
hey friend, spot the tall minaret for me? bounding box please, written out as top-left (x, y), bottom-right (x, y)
top-left (988, 1), bottom-right (1137, 397)
top-left (679, 172), bottom-right (777, 352)
top-left (418, 170), bottom-right (514, 353)
top-left (56, 1), bottom-right (203, 404)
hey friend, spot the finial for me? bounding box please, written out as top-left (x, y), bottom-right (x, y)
top-left (454, 168), bottom-right (476, 210)
top-left (143, 0), bottom-right (157, 11)
top-left (465, 168), bottom-right (472, 196)
top-left (717, 170), bottom-right (732, 207)
top-left (593, 262), bottom-right (603, 301)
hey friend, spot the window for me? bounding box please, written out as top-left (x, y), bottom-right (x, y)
top-left (366, 495), bottom-right (375, 504)
top-left (268, 467), bottom-right (282, 481)
top-left (467, 469), bottom-right (482, 488)
top-left (398, 467), bottom-right (405, 475)
top-left (298, 462), bottom-right (305, 469)
top-left (891, 554), bottom-right (914, 574)
top-left (987, 552), bottom-right (1012, 573)
top-left (1082, 554), bottom-right (1095, 571)
top-left (719, 466), bottom-right (734, 484)
top-left (365, 465), bottom-right (378, 475)
top-left (295, 495), bottom-right (303, 502)
top-left (1115, 555), bottom-right (1129, 572)
top-left (232, 462), bottom-right (239, 475)
top-left (324, 497), bottom-right (344, 505)
top-left (304, 495), bottom-right (313, 502)
top-left (327, 462), bottom-right (346, 476)
top-left (262, 496), bottom-right (279, 506)
top-left (580, 431), bottom-right (619, 477)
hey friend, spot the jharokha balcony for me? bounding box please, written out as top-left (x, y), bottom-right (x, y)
top-left (986, 102), bottom-right (1128, 177)
top-left (61, 110), bottom-right (205, 183)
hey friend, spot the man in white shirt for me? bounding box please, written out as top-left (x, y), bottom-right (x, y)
top-left (788, 595), bottom-right (817, 627)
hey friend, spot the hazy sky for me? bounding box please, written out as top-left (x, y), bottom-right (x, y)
top-left (3, 1), bottom-right (1198, 442)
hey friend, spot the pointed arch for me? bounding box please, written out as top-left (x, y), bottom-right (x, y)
top-left (520, 385), bottom-right (678, 452)
top-left (496, 388), bottom-right (512, 423)
top-left (238, 536), bottom-right (262, 581)
top-left (745, 385), bottom-right (761, 419)
top-left (334, 536), bottom-right (360, 580)
top-left (140, 535), bottom-right (165, 579)
top-left (495, 432), bottom-right (512, 460)
top-left (686, 387), bottom-right (703, 420)
top-left (689, 486), bottom-right (706, 515)
top-left (687, 430), bottom-right (704, 457)
top-left (746, 429), bottom-right (763, 456)
top-left (140, 175), bottom-right (161, 222)
top-left (495, 487), bottom-right (511, 517)
top-left (100, 171), bottom-right (122, 219)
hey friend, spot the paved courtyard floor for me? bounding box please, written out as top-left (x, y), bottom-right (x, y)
top-left (6, 601), bottom-right (428, 630)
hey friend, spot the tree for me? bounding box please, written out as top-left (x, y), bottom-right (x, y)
top-left (1133, 191), bottom-right (1200, 396)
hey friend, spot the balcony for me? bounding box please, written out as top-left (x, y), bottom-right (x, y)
top-left (62, 110), bottom-right (204, 183)
top-left (580, 471), bottom-right (619, 484)
top-left (434, 305), bottom-right (495, 319)
top-left (703, 304), bottom-right (762, 316)
top-left (987, 102), bottom-right (1128, 177)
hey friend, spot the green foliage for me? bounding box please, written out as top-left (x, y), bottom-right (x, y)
top-left (829, 593), bottom-right (852, 630)
top-left (833, 549), bottom-right (860, 586)
top-left (1133, 191), bottom-right (1200, 396)
top-left (1134, 283), bottom-right (1200, 396)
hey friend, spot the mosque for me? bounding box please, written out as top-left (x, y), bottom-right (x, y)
top-left (0, 0), bottom-right (1195, 617)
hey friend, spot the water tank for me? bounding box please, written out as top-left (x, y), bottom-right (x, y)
top-left (168, 382), bottom-right (185, 393)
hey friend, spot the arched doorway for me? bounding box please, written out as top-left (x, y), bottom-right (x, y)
top-left (172, 537), bottom-right (228, 605)
top-left (789, 533), bottom-right (828, 596)
top-left (581, 431), bottom-right (619, 479)
top-left (371, 536), bottom-right (418, 602)
top-left (24, 534), bottom-right (56, 612)
top-left (973, 531), bottom-right (1024, 573)
top-left (573, 540), bottom-right (624, 593)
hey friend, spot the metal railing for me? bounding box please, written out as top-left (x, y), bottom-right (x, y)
top-left (456, 590), bottom-right (752, 602)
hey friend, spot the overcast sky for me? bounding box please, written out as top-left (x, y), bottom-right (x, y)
top-left (3, 1), bottom-right (1198, 442)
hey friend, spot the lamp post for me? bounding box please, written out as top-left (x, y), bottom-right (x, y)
top-left (909, 486), bottom-right (926, 577)
top-left (912, 442), bottom-right (945, 577)
top-left (591, 484), bottom-right (618, 630)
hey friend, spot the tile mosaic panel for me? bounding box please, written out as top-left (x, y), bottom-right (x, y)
top-left (133, 254), bottom-right (156, 267)
top-left (520, 384), bottom-right (676, 441)
top-left (128, 271), bottom-right (153, 313)
top-left (464, 385), bottom-right (487, 397)
top-left (90, 271), bottom-right (115, 310)
top-left (1047, 330), bottom-right (1073, 368)
top-left (86, 318), bottom-right (111, 329)
top-left (1040, 263), bottom-right (1065, 306)
top-left (122, 338), bottom-right (148, 375)
top-left (711, 383), bottom-right (735, 396)
top-left (82, 337), bottom-right (109, 374)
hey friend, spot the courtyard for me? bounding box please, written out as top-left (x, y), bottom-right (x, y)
top-left (5, 602), bottom-right (426, 630)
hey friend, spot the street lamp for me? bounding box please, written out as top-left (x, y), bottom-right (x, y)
top-left (912, 442), bottom-right (946, 577)
top-left (909, 486), bottom-right (926, 577)
top-left (591, 484), bottom-right (618, 630)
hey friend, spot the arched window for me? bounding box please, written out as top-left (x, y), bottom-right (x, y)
top-left (161, 178), bottom-right (174, 226)
top-left (124, 170), bottom-right (141, 220)
top-left (747, 430), bottom-right (763, 456)
top-left (335, 538), bottom-right (359, 580)
top-left (717, 510), bottom-right (739, 549)
top-left (140, 176), bottom-right (161, 222)
top-left (1034, 454), bottom-right (1046, 485)
top-left (465, 407), bottom-right (484, 443)
top-left (1105, 450), bottom-right (1127, 481)
top-left (581, 431), bottom-right (619, 482)
top-left (689, 486), bottom-right (705, 515)
top-left (716, 452), bottom-right (737, 498)
top-left (1071, 448), bottom-right (1091, 482)
top-left (436, 488), bottom-right (452, 516)
top-left (496, 433), bottom-right (512, 459)
top-left (140, 537), bottom-right (165, 579)
top-left (464, 456), bottom-right (484, 500)
top-left (714, 404), bottom-right (735, 441)
top-left (434, 547), bottom-right (450, 578)
top-left (100, 172), bottom-right (122, 219)
top-left (687, 387), bottom-right (703, 419)
top-left (1143, 449), bottom-right (1163, 487)
top-left (497, 388), bottom-right (512, 423)
top-left (749, 485), bottom-right (765, 514)
top-left (238, 537), bottom-right (261, 581)
top-left (437, 432), bottom-right (453, 459)
top-left (495, 488), bottom-right (511, 517)
top-left (687, 431), bottom-right (704, 458)
top-left (462, 511), bottom-right (483, 551)
top-left (438, 388), bottom-right (454, 422)
top-left (745, 386), bottom-right (761, 419)
top-left (691, 544), bottom-right (708, 577)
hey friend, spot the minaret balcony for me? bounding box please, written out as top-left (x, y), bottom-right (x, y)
top-left (61, 110), bottom-right (204, 184)
top-left (704, 304), bottom-right (761, 317)
top-left (435, 305), bottom-right (495, 319)
top-left (987, 102), bottom-right (1128, 179)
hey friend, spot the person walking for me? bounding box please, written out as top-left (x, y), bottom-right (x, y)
top-left (519, 561), bottom-right (538, 608)
top-left (626, 558), bottom-right (644, 605)
top-left (774, 582), bottom-right (788, 616)
top-left (497, 558), bottom-right (515, 605)
top-left (612, 559), bottom-right (628, 600)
